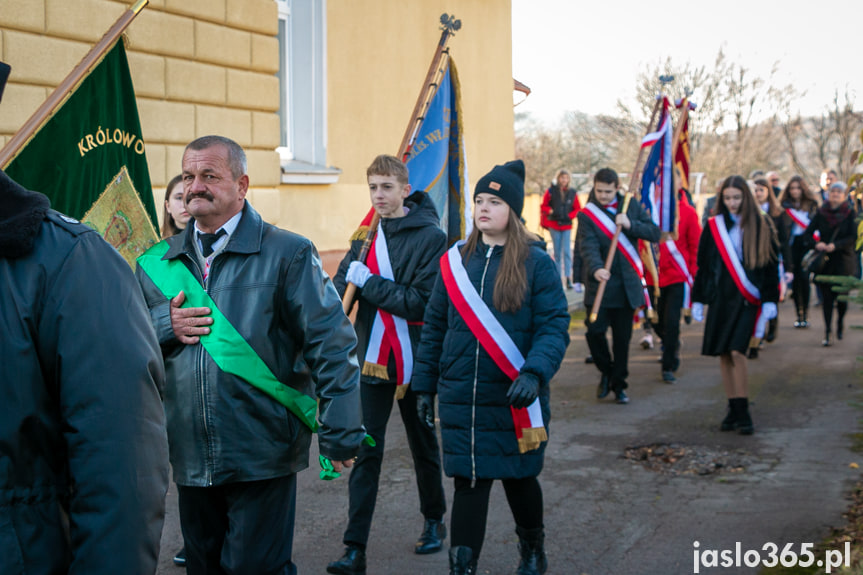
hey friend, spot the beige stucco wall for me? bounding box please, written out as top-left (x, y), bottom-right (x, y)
top-left (0, 0), bottom-right (282, 230)
top-left (282, 0), bottom-right (515, 252)
top-left (0, 0), bottom-right (515, 255)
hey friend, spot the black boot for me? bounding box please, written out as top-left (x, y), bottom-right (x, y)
top-left (515, 526), bottom-right (547, 575)
top-left (736, 398), bottom-right (754, 435)
top-left (449, 546), bottom-right (477, 575)
top-left (765, 318), bottom-right (778, 342)
top-left (415, 518), bottom-right (446, 554)
top-left (326, 545), bottom-right (366, 575)
top-left (596, 373), bottom-right (610, 399)
top-left (794, 308), bottom-right (803, 328)
top-left (801, 310), bottom-right (809, 328)
top-left (720, 399), bottom-right (737, 432)
top-left (823, 331), bottom-right (833, 347)
top-left (838, 315), bottom-right (845, 340)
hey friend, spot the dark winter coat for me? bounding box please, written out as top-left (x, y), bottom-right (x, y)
top-left (0, 171), bottom-right (169, 574)
top-left (412, 239), bottom-right (571, 480)
top-left (333, 191), bottom-right (447, 383)
top-left (801, 203), bottom-right (858, 279)
top-left (692, 213), bottom-right (780, 355)
top-left (576, 194), bottom-right (661, 309)
top-left (136, 201), bottom-right (365, 487)
top-left (778, 200), bottom-right (819, 271)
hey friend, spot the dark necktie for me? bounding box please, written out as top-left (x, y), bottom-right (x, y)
top-left (199, 229), bottom-right (226, 257)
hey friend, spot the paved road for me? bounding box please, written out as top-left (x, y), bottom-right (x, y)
top-left (157, 300), bottom-right (863, 574)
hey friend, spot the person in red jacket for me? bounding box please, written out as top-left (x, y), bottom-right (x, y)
top-left (541, 169), bottom-right (582, 289)
top-left (646, 190), bottom-right (701, 383)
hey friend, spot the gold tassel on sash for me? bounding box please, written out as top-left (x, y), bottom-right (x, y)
top-left (394, 383), bottom-right (409, 400)
top-left (361, 361), bottom-right (389, 380)
top-left (517, 427), bottom-right (548, 454)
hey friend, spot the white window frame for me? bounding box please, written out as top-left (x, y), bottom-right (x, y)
top-left (276, 0), bottom-right (340, 184)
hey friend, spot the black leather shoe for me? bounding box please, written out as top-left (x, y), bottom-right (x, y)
top-left (173, 547), bottom-right (186, 567)
top-left (615, 390), bottom-right (629, 404)
top-left (584, 355), bottom-right (594, 364)
top-left (327, 545), bottom-right (366, 575)
top-left (662, 371), bottom-right (676, 383)
top-left (823, 332), bottom-right (833, 347)
top-left (415, 518), bottom-right (446, 554)
top-left (596, 374), bottom-right (611, 399)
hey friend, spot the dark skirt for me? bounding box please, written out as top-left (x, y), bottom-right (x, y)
top-left (702, 294), bottom-right (759, 356)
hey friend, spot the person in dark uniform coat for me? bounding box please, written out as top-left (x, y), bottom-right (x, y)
top-left (576, 168), bottom-right (660, 404)
top-left (692, 175), bottom-right (779, 435)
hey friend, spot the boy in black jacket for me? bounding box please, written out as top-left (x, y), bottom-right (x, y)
top-left (576, 168), bottom-right (660, 404)
top-left (328, 155), bottom-right (447, 575)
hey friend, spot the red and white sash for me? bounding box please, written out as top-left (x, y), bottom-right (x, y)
top-left (362, 220), bottom-right (413, 399)
top-left (708, 216), bottom-right (761, 306)
top-left (662, 239), bottom-right (694, 308)
top-left (583, 202), bottom-right (652, 310)
top-left (439, 242), bottom-right (547, 454)
top-left (785, 208), bottom-right (810, 234)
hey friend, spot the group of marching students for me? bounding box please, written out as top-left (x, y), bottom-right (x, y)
top-left (541, 167), bottom-right (860, 441)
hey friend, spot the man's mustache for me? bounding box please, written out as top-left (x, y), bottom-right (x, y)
top-left (186, 191), bottom-right (213, 204)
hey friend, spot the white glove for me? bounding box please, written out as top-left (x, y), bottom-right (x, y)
top-left (762, 302), bottom-right (777, 321)
top-left (346, 261), bottom-right (372, 288)
top-left (573, 282), bottom-right (584, 293)
top-left (691, 303), bottom-right (704, 322)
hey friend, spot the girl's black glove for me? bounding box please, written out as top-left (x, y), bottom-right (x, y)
top-left (507, 373), bottom-right (540, 409)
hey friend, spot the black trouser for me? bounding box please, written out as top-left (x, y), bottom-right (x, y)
top-left (653, 283), bottom-right (684, 372)
top-left (178, 475), bottom-right (297, 575)
top-left (450, 476), bottom-right (543, 559)
top-left (585, 305), bottom-right (635, 388)
top-left (791, 240), bottom-right (811, 314)
top-left (819, 281), bottom-right (848, 334)
top-left (344, 381), bottom-right (446, 547)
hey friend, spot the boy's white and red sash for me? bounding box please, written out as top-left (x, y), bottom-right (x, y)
top-left (661, 239), bottom-right (694, 308)
top-left (785, 208), bottom-right (811, 233)
top-left (708, 215), bottom-right (762, 306)
top-left (362, 219), bottom-right (413, 399)
top-left (439, 242), bottom-right (547, 454)
top-left (583, 202), bottom-right (652, 310)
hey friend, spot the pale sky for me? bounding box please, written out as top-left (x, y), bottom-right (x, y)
top-left (512, 0), bottom-right (861, 125)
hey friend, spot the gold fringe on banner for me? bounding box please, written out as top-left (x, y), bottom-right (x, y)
top-left (349, 226), bottom-right (371, 242)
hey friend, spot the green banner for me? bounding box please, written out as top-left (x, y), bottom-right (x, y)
top-left (4, 39), bottom-right (159, 260)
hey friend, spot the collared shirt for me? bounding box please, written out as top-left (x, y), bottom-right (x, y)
top-left (194, 209), bottom-right (242, 257)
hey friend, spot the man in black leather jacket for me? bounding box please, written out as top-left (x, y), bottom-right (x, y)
top-left (136, 135), bottom-right (364, 574)
top-left (0, 62), bottom-right (169, 575)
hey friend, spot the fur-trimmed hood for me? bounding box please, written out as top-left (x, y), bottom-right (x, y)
top-left (0, 170), bottom-right (50, 258)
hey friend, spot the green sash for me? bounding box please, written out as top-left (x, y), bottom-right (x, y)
top-left (137, 241), bottom-right (319, 432)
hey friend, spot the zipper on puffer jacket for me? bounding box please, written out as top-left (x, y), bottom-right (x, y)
top-left (471, 245), bottom-right (494, 483)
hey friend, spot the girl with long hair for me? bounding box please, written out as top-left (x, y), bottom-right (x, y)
top-left (161, 174), bottom-right (189, 238)
top-left (777, 175), bottom-right (819, 327)
top-left (752, 177), bottom-right (788, 348)
top-left (413, 160), bottom-right (570, 575)
top-left (692, 175), bottom-right (779, 435)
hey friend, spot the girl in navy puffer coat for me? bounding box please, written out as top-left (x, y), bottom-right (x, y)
top-left (413, 160), bottom-right (570, 575)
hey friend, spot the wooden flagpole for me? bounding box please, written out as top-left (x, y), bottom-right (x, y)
top-left (342, 13), bottom-right (461, 314)
top-left (0, 0), bottom-right (149, 169)
top-left (589, 77), bottom-right (672, 324)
